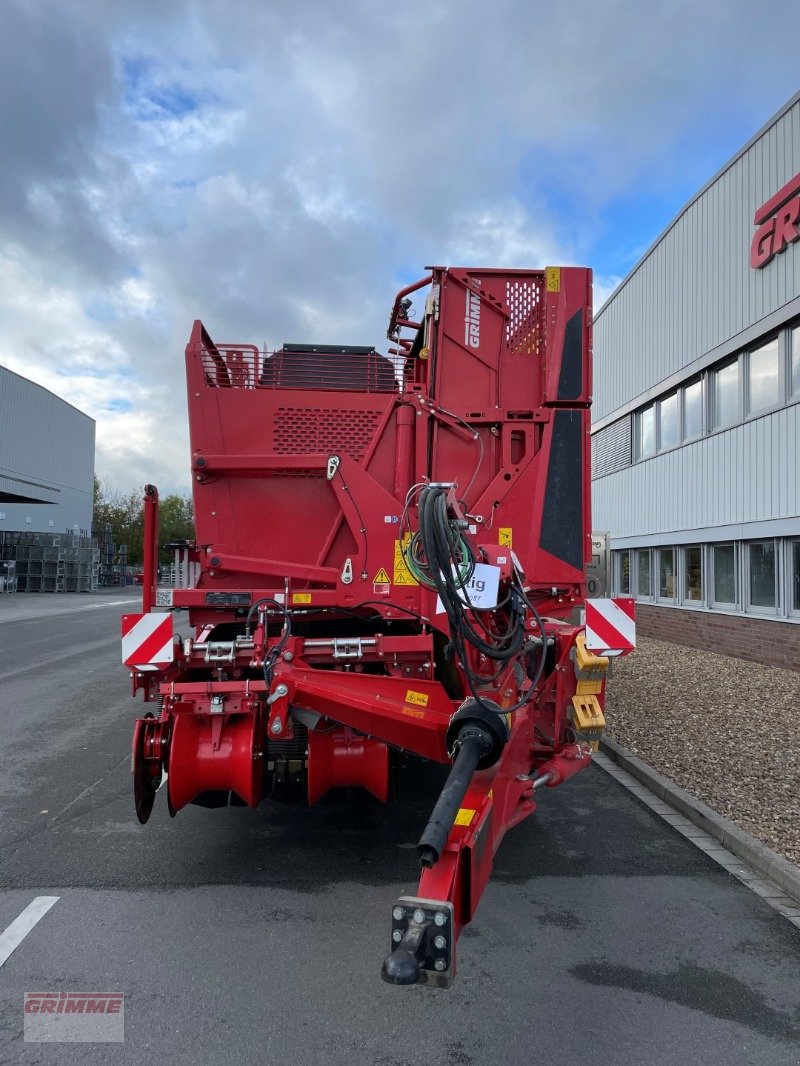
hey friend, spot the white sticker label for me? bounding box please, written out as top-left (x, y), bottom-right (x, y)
top-left (435, 563), bottom-right (501, 613)
top-left (155, 588), bottom-right (173, 607)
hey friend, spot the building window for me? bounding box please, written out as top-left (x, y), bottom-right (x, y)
top-left (747, 337), bottom-right (779, 414)
top-left (747, 540), bottom-right (777, 609)
top-left (616, 551), bottom-right (631, 595)
top-left (713, 360), bottom-right (739, 428)
top-left (636, 549), bottom-right (651, 597)
top-left (791, 540), bottom-right (800, 613)
top-left (792, 327), bottom-right (800, 398)
top-left (683, 379), bottom-right (703, 440)
top-left (658, 547), bottom-right (676, 600)
top-left (636, 405), bottom-right (655, 458)
top-left (683, 545), bottom-right (703, 602)
top-left (659, 392), bottom-right (678, 450)
top-left (712, 543), bottom-right (737, 605)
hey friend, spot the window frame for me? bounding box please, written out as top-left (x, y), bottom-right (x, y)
top-left (681, 377), bottom-right (704, 442)
top-left (635, 548), bottom-right (653, 600)
top-left (744, 538), bottom-right (780, 615)
top-left (788, 538), bottom-right (800, 618)
top-left (791, 326), bottom-right (800, 399)
top-left (711, 357), bottom-right (742, 431)
top-left (614, 550), bottom-right (631, 596)
top-left (657, 391), bottom-right (679, 452)
top-left (745, 335), bottom-right (782, 417)
top-left (656, 546), bottom-right (677, 603)
top-left (635, 404), bottom-right (656, 460)
top-left (682, 544), bottom-right (704, 605)
top-left (709, 542), bottom-right (738, 609)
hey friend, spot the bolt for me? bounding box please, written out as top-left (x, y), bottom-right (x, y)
top-left (283, 651), bottom-right (293, 661)
top-left (270, 719), bottom-right (282, 734)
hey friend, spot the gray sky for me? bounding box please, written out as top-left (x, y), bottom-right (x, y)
top-left (1, 0), bottom-right (797, 493)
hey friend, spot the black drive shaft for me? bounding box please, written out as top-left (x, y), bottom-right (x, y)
top-left (417, 728), bottom-right (493, 868)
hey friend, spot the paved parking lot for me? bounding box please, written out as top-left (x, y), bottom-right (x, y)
top-left (0, 592), bottom-right (798, 1064)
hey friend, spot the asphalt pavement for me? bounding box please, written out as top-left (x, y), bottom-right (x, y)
top-left (0, 591), bottom-right (798, 1064)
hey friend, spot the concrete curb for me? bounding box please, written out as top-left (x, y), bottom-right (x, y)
top-left (599, 735), bottom-right (800, 905)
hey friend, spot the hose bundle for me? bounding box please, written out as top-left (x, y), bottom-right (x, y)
top-left (403, 486), bottom-right (544, 716)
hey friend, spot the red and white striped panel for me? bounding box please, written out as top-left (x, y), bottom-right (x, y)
top-left (121, 613), bottom-right (174, 669)
top-left (585, 598), bottom-right (636, 654)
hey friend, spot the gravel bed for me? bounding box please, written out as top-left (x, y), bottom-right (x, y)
top-left (604, 636), bottom-right (800, 867)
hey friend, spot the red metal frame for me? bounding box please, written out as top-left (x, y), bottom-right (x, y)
top-left (127, 264), bottom-right (606, 983)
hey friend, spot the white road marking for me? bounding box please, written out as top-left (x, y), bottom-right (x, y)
top-left (0, 597), bottom-right (140, 626)
top-left (0, 896), bottom-right (59, 969)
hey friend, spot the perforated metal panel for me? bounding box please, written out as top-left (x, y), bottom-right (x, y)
top-left (505, 278), bottom-right (544, 355)
top-left (273, 407), bottom-right (382, 463)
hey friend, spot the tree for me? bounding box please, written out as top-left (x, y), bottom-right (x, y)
top-left (93, 478), bottom-right (194, 566)
top-left (157, 493), bottom-right (195, 564)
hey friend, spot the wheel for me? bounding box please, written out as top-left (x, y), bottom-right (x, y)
top-left (132, 715), bottom-right (163, 824)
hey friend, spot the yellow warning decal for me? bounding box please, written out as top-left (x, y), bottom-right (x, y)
top-left (454, 808), bottom-right (475, 827)
top-left (401, 707), bottom-right (425, 719)
top-left (405, 689), bottom-right (429, 707)
top-left (499, 527), bottom-right (513, 548)
top-left (292, 593), bottom-right (312, 605)
top-left (545, 266), bottom-right (561, 292)
top-left (373, 567), bottom-right (390, 584)
top-left (393, 538), bottom-right (418, 585)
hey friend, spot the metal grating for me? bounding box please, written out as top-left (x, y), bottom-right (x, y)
top-left (591, 416), bottom-right (632, 479)
top-left (273, 408), bottom-right (382, 463)
top-left (505, 278), bottom-right (544, 355)
top-left (201, 344), bottom-right (402, 393)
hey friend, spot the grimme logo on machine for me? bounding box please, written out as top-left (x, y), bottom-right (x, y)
top-left (750, 170), bottom-right (800, 269)
top-left (464, 288), bottom-right (481, 348)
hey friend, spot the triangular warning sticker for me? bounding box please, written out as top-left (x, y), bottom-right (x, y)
top-left (373, 567), bottom-right (390, 583)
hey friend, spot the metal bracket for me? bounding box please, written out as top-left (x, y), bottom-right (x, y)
top-left (326, 455), bottom-right (340, 480)
top-left (341, 557), bottom-right (353, 585)
top-left (204, 641), bottom-right (236, 663)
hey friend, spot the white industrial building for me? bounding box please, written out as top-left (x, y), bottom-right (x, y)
top-left (592, 92), bottom-right (800, 668)
top-left (0, 365), bottom-right (95, 535)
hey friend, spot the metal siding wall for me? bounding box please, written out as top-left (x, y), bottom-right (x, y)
top-left (0, 366), bottom-right (95, 534)
top-left (594, 99), bottom-right (800, 421)
top-left (592, 405), bottom-right (800, 539)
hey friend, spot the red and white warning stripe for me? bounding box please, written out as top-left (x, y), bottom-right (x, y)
top-left (584, 598), bottom-right (636, 654)
top-left (121, 613), bottom-right (174, 669)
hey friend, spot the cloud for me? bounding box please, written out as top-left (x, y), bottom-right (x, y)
top-left (0, 0), bottom-right (797, 495)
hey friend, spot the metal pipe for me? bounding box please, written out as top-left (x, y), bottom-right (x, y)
top-left (142, 484), bottom-right (159, 615)
top-left (393, 405), bottom-right (416, 500)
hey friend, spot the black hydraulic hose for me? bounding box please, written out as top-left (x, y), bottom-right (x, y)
top-left (417, 730), bottom-right (492, 868)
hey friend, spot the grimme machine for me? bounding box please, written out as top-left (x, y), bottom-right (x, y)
top-left (124, 265), bottom-right (617, 986)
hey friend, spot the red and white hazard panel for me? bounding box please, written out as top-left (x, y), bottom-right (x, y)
top-left (121, 613), bottom-right (174, 669)
top-left (584, 598), bottom-right (636, 654)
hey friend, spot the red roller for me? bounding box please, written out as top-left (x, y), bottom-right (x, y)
top-left (307, 728), bottom-right (389, 805)
top-left (167, 711), bottom-right (264, 813)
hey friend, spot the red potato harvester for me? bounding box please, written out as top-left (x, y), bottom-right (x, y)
top-left (123, 265), bottom-right (635, 987)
